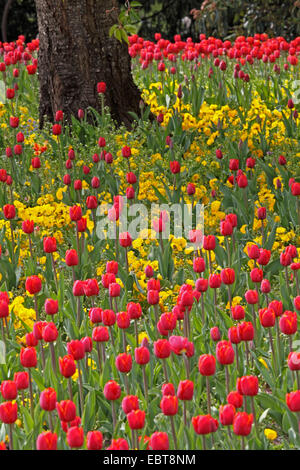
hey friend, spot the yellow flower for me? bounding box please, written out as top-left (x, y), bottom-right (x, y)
top-left (264, 429), bottom-right (277, 441)
top-left (259, 357), bottom-right (268, 369)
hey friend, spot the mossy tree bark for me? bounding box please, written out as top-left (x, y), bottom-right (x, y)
top-left (34, 0), bottom-right (141, 128)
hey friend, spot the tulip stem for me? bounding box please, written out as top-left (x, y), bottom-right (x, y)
top-left (109, 326), bottom-right (115, 347)
top-left (125, 247), bottom-right (129, 275)
top-left (68, 378), bottom-right (73, 401)
top-left (268, 329), bottom-right (276, 374)
top-left (124, 374), bottom-right (130, 395)
top-left (251, 396), bottom-right (259, 437)
top-left (96, 342), bottom-right (102, 374)
top-left (297, 371), bottom-right (300, 390)
top-left (135, 430), bottom-right (139, 450)
top-left (226, 237), bottom-right (231, 266)
top-left (202, 435), bottom-right (206, 451)
top-left (154, 304), bottom-right (159, 325)
top-left (76, 297), bottom-right (81, 328)
top-left (77, 360), bottom-right (84, 416)
top-left (225, 365), bottom-right (230, 396)
top-left (49, 411), bottom-right (54, 433)
top-left (170, 416), bottom-right (178, 450)
top-left (184, 355), bottom-right (190, 379)
top-left (8, 423), bottom-right (13, 450)
top-left (34, 295), bottom-right (39, 321)
top-left (9, 220), bottom-right (15, 265)
top-left (241, 436), bottom-right (245, 450)
top-left (50, 253), bottom-right (58, 291)
top-left (235, 344), bottom-right (239, 371)
top-left (162, 360), bottom-right (169, 382)
top-left (111, 401), bottom-right (116, 434)
top-left (122, 330), bottom-right (127, 352)
top-left (183, 401), bottom-right (187, 426)
top-left (245, 342), bottom-right (250, 370)
top-left (1, 318), bottom-right (6, 348)
top-left (134, 320), bottom-right (139, 347)
top-left (50, 343), bottom-right (57, 375)
top-left (142, 365), bottom-right (148, 402)
top-left (28, 368), bottom-right (34, 420)
top-left (206, 376), bottom-right (211, 415)
top-left (201, 293), bottom-right (205, 325)
top-left (28, 234), bottom-right (34, 261)
top-left (251, 305), bottom-right (257, 338)
top-left (276, 318), bottom-right (281, 364)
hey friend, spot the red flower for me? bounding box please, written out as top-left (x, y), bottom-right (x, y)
top-left (219, 404), bottom-right (236, 425)
top-left (103, 380), bottom-right (121, 400)
top-left (238, 376), bottom-right (259, 396)
top-left (127, 409), bottom-right (145, 429)
top-left (83, 278), bottom-right (99, 297)
top-left (40, 387), bottom-right (57, 411)
top-left (44, 299), bottom-right (58, 316)
top-left (198, 354), bottom-right (216, 376)
top-left (107, 438), bottom-right (129, 450)
top-left (210, 326), bottom-right (221, 341)
top-left (20, 347), bottom-right (37, 368)
top-left (102, 309), bottom-right (116, 326)
top-left (203, 235), bottom-right (216, 251)
top-left (122, 395), bottom-right (139, 415)
top-left (52, 124), bottom-right (62, 136)
top-left (0, 402), bottom-right (17, 423)
top-left (13, 372), bottom-right (29, 390)
top-left (149, 432), bottom-right (169, 450)
top-left (245, 290), bottom-right (258, 304)
top-left (42, 322), bottom-right (58, 342)
top-left (259, 307), bottom-right (275, 327)
top-left (288, 352), bottom-right (300, 371)
top-left (286, 391), bottom-right (300, 412)
top-left (115, 353), bottom-right (132, 373)
top-left (177, 380), bottom-right (194, 401)
top-left (119, 232), bottom-right (132, 248)
top-left (170, 160), bottom-right (180, 174)
top-left (227, 391), bottom-right (243, 408)
top-left (221, 268), bottom-right (235, 285)
top-left (192, 415), bottom-right (219, 435)
top-left (135, 346), bottom-right (150, 365)
top-left (216, 340), bottom-right (235, 365)
top-left (160, 395), bottom-right (178, 415)
top-left (25, 275), bottom-right (42, 295)
top-left (67, 340), bottom-right (85, 360)
top-left (279, 311), bottom-right (297, 335)
top-left (43, 237), bottom-right (57, 253)
top-left (162, 383), bottom-right (175, 396)
top-left (65, 249), bottom-right (78, 266)
top-left (59, 355), bottom-right (76, 378)
top-left (36, 431), bottom-right (57, 450)
top-left (97, 82), bottom-right (106, 93)
top-left (154, 339), bottom-right (171, 359)
top-left (3, 204), bottom-right (16, 220)
top-left (87, 431), bottom-right (103, 450)
top-left (22, 220), bottom-right (34, 234)
top-left (0, 381), bottom-right (17, 400)
top-left (237, 321), bottom-right (254, 341)
top-left (69, 205), bottom-right (82, 221)
top-left (233, 412), bottom-right (253, 436)
top-left (56, 400), bottom-right (76, 422)
top-left (116, 311), bottom-right (130, 329)
top-left (67, 426), bottom-right (84, 448)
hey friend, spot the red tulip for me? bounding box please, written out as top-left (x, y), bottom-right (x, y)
top-left (87, 431), bottom-right (103, 450)
top-left (36, 431), bottom-right (57, 450)
top-left (0, 381), bottom-right (17, 400)
top-left (177, 380), bottom-right (194, 401)
top-left (127, 409), bottom-right (145, 429)
top-left (103, 380), bottom-right (121, 400)
top-left (198, 354), bottom-right (216, 376)
top-left (56, 400), bottom-right (76, 422)
top-left (67, 426), bottom-right (84, 448)
top-left (40, 387), bottom-right (57, 411)
top-left (192, 415), bottom-right (219, 435)
top-left (59, 355), bottom-right (76, 378)
top-left (233, 412), bottom-right (253, 436)
top-left (149, 432), bottom-right (169, 450)
top-left (0, 402), bottom-right (17, 423)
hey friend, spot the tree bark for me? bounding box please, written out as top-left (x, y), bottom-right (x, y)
top-left (34, 0), bottom-right (142, 128)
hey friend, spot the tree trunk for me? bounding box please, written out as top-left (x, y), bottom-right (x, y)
top-left (34, 0), bottom-right (142, 128)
